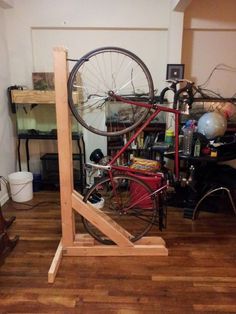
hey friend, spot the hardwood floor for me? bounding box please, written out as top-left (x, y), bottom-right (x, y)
top-left (0, 191), bottom-right (236, 313)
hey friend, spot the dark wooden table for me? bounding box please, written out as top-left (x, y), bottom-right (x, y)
top-left (165, 147), bottom-right (236, 218)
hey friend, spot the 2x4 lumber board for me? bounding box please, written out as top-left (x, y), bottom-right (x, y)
top-left (11, 89), bottom-right (78, 104)
top-left (63, 244), bottom-right (168, 256)
top-left (72, 190), bottom-right (133, 240)
top-left (73, 234), bottom-right (167, 247)
top-left (54, 47), bottom-right (74, 246)
top-left (74, 234), bottom-right (95, 246)
top-left (11, 90), bottom-right (55, 104)
top-left (135, 236), bottom-right (166, 246)
top-left (72, 190), bottom-right (133, 247)
top-left (48, 239), bottom-right (63, 283)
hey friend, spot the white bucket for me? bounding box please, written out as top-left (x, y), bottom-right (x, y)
top-left (8, 171), bottom-right (33, 202)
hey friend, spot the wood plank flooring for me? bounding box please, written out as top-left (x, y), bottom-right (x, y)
top-left (0, 191), bottom-right (236, 313)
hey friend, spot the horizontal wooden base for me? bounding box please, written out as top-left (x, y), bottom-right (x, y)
top-left (64, 244), bottom-right (168, 256)
top-left (48, 235), bottom-right (168, 283)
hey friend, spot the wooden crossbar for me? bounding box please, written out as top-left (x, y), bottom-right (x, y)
top-left (72, 190), bottom-right (133, 246)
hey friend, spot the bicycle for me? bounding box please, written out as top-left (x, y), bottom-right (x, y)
top-left (67, 46), bottom-right (194, 245)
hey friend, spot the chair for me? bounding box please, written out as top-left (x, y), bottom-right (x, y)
top-left (192, 186), bottom-right (236, 220)
top-left (183, 164), bottom-right (236, 220)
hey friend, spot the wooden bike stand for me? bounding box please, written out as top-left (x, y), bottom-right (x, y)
top-left (48, 47), bottom-right (168, 283)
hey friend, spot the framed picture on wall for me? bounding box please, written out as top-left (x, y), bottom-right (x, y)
top-left (166, 64), bottom-right (185, 80)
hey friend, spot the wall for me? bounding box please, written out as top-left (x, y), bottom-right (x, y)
top-left (0, 7), bottom-right (16, 204)
top-left (4, 0), bottom-right (180, 88)
top-left (182, 0), bottom-right (236, 97)
top-left (182, 0), bottom-right (236, 167)
top-left (4, 0), bottom-right (186, 165)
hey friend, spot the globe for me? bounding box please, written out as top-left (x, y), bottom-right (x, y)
top-left (197, 112), bottom-right (227, 140)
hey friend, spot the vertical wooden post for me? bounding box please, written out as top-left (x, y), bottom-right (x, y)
top-left (53, 47), bottom-right (75, 246)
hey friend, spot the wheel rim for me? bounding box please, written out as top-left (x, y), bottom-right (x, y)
top-left (82, 174), bottom-right (158, 245)
top-left (68, 47), bottom-right (154, 136)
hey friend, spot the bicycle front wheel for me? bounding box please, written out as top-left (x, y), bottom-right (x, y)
top-left (82, 174), bottom-right (158, 245)
top-left (68, 47), bottom-right (154, 136)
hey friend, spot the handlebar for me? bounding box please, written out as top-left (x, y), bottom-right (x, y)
top-left (159, 79), bottom-right (194, 110)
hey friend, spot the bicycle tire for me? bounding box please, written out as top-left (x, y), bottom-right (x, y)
top-left (82, 174), bottom-right (159, 245)
top-left (68, 47), bottom-right (154, 136)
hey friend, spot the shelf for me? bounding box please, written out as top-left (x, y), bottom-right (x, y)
top-left (40, 153), bottom-right (83, 190)
top-left (18, 131), bottom-right (82, 140)
top-left (193, 97), bottom-right (236, 102)
top-left (41, 153), bottom-right (83, 161)
top-left (11, 87), bottom-right (86, 193)
top-left (11, 89), bottom-right (79, 104)
top-left (106, 122), bottom-right (165, 129)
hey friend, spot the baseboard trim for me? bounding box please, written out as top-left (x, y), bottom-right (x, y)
top-left (0, 192), bottom-right (10, 206)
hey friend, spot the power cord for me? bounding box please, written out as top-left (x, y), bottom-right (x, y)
top-left (9, 201), bottom-right (60, 211)
top-left (197, 63), bottom-right (236, 103)
top-left (0, 175), bottom-right (60, 211)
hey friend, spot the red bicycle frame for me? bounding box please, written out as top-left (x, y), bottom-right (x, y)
top-left (108, 95), bottom-right (181, 180)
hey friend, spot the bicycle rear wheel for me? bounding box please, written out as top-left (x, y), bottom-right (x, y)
top-left (68, 47), bottom-right (154, 136)
top-left (82, 174), bottom-right (158, 245)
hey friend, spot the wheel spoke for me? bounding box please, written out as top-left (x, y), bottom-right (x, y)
top-left (68, 47), bottom-right (154, 136)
